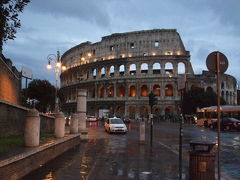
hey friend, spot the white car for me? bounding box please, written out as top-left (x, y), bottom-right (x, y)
top-left (104, 118), bottom-right (127, 133)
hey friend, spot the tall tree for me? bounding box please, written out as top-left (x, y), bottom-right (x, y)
top-left (0, 0), bottom-right (30, 53)
top-left (182, 87), bottom-right (226, 115)
top-left (26, 79), bottom-right (55, 113)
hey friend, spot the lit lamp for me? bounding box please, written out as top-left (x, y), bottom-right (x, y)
top-left (46, 51), bottom-right (66, 113)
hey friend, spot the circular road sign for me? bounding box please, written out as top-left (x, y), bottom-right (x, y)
top-left (206, 51), bottom-right (228, 74)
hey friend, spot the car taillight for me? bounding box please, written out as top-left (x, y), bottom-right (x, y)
top-left (232, 122), bottom-right (237, 126)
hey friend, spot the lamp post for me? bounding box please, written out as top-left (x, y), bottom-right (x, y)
top-left (46, 51), bottom-right (66, 113)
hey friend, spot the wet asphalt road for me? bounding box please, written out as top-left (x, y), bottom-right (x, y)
top-left (22, 122), bottom-right (240, 180)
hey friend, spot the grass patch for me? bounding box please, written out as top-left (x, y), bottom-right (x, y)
top-left (40, 132), bottom-right (54, 142)
top-left (0, 132), bottom-right (54, 153)
top-left (0, 135), bottom-right (24, 153)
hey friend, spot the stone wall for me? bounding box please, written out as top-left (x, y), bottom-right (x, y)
top-left (0, 55), bottom-right (21, 105)
top-left (0, 100), bottom-right (54, 137)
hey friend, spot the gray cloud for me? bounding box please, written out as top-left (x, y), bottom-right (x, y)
top-left (27, 0), bottom-right (111, 29)
top-left (2, 0), bottom-right (240, 84)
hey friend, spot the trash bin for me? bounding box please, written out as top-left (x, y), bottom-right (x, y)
top-left (189, 140), bottom-right (216, 180)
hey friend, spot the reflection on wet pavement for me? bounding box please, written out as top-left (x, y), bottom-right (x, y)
top-left (22, 122), bottom-right (239, 180)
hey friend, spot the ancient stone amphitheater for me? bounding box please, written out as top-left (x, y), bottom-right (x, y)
top-left (60, 29), bottom-right (237, 119)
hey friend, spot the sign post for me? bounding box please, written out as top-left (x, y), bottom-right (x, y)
top-left (148, 91), bottom-right (157, 147)
top-left (21, 66), bottom-right (32, 88)
top-left (206, 51), bottom-right (228, 180)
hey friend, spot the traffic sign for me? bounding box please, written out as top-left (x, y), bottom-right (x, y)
top-left (206, 51), bottom-right (228, 74)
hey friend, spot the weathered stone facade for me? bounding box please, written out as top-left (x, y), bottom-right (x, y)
top-left (0, 54), bottom-right (21, 105)
top-left (60, 29), bottom-right (237, 119)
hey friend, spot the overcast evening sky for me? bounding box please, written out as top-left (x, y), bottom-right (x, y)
top-left (2, 0), bottom-right (240, 86)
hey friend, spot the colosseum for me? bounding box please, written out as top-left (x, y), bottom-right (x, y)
top-left (60, 29), bottom-right (237, 120)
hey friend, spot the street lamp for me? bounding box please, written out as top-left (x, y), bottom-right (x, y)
top-left (46, 51), bottom-right (66, 113)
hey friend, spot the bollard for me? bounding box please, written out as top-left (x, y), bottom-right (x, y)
top-left (139, 120), bottom-right (146, 144)
top-left (189, 140), bottom-right (216, 180)
top-left (54, 112), bottom-right (65, 138)
top-left (24, 108), bottom-right (40, 147)
top-left (70, 113), bottom-right (79, 134)
top-left (77, 89), bottom-right (87, 132)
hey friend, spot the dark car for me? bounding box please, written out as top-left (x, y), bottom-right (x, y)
top-left (209, 117), bottom-right (240, 130)
top-left (122, 117), bottom-right (131, 124)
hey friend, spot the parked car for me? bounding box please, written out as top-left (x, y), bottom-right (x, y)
top-left (209, 117), bottom-right (240, 130)
top-left (86, 116), bottom-right (98, 122)
top-left (122, 117), bottom-right (131, 124)
top-left (104, 117), bottom-right (127, 133)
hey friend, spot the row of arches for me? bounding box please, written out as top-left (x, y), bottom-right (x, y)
top-left (64, 83), bottom-right (178, 103)
top-left (94, 62), bottom-right (186, 77)
top-left (61, 60), bottom-right (189, 86)
top-left (88, 83), bottom-right (174, 98)
top-left (222, 91), bottom-right (236, 104)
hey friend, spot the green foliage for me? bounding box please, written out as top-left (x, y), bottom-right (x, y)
top-left (40, 132), bottom-right (54, 142)
top-left (0, 0), bottom-right (31, 51)
top-left (0, 132), bottom-right (54, 153)
top-left (183, 87), bottom-right (226, 114)
top-left (26, 79), bottom-right (55, 113)
top-left (0, 135), bottom-right (24, 153)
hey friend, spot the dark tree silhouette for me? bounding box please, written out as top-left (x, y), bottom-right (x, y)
top-left (26, 79), bottom-right (55, 113)
top-left (182, 87), bottom-right (226, 114)
top-left (0, 0), bottom-right (30, 52)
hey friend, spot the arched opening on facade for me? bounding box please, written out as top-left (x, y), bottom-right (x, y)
top-left (93, 68), bottom-right (97, 79)
top-left (89, 87), bottom-right (95, 98)
top-left (129, 64), bottom-right (136, 75)
top-left (221, 82), bottom-right (225, 89)
top-left (141, 63), bottom-right (148, 74)
top-left (129, 106), bottom-right (136, 119)
top-left (101, 67), bottom-right (106, 77)
top-left (84, 70), bottom-right (89, 79)
top-left (153, 84), bottom-right (160, 96)
top-left (226, 91), bottom-right (229, 104)
top-left (230, 92), bottom-right (232, 104)
top-left (106, 85), bottom-right (114, 97)
top-left (165, 62), bottom-right (173, 77)
top-left (116, 106), bottom-right (124, 117)
top-left (117, 84), bottom-right (125, 97)
top-left (165, 106), bottom-right (174, 117)
top-left (98, 85), bottom-right (104, 98)
top-left (153, 63), bottom-right (161, 74)
top-left (153, 106), bottom-right (161, 121)
top-left (165, 84), bottom-right (173, 96)
top-left (140, 106), bottom-right (148, 118)
top-left (108, 106), bottom-right (114, 117)
top-left (141, 85), bottom-right (148, 96)
top-left (129, 85), bottom-right (136, 97)
top-left (119, 65), bottom-right (125, 76)
top-left (221, 91), bottom-right (225, 101)
top-left (153, 106), bottom-right (159, 114)
top-left (191, 84), bottom-right (200, 89)
top-left (178, 62), bottom-right (185, 74)
top-left (110, 65), bottom-right (114, 77)
top-left (206, 86), bottom-right (213, 92)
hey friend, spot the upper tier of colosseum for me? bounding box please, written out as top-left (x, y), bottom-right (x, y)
top-left (61, 29), bottom-right (189, 69)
